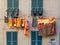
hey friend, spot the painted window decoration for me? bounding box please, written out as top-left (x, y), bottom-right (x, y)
top-left (7, 32), bottom-right (17, 45)
top-left (37, 17), bottom-right (56, 36)
top-left (31, 31), bottom-right (42, 45)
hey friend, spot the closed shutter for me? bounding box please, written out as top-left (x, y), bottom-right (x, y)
top-left (7, 32), bottom-right (17, 45)
top-left (14, 0), bottom-right (19, 9)
top-left (31, 0), bottom-right (43, 16)
top-left (7, 0), bottom-right (19, 18)
top-left (32, 0), bottom-right (36, 7)
top-left (38, 0), bottom-right (43, 8)
top-left (31, 31), bottom-right (42, 45)
top-left (37, 32), bottom-right (42, 45)
top-left (38, 0), bottom-right (43, 17)
top-left (13, 32), bottom-right (17, 45)
top-left (7, 32), bottom-right (11, 45)
top-left (31, 31), bottom-right (36, 45)
top-left (7, 0), bottom-right (12, 9)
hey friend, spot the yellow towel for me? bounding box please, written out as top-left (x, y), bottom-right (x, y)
top-left (8, 18), bottom-right (12, 27)
top-left (16, 18), bottom-right (21, 27)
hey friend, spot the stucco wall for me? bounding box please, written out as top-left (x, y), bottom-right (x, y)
top-left (0, 0), bottom-right (59, 45)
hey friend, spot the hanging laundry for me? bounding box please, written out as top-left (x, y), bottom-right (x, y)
top-left (16, 18), bottom-right (21, 28)
top-left (12, 18), bottom-right (17, 27)
top-left (32, 16), bottom-right (37, 27)
top-left (21, 19), bottom-right (25, 28)
top-left (24, 19), bottom-right (29, 36)
top-left (8, 18), bottom-right (12, 27)
top-left (14, 9), bottom-right (19, 18)
top-left (37, 18), bottom-right (56, 36)
top-left (44, 23), bottom-right (52, 35)
top-left (38, 18), bottom-right (44, 36)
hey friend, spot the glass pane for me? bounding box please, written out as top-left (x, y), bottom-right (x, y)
top-left (14, 0), bottom-right (19, 9)
top-left (37, 41), bottom-right (42, 45)
top-left (31, 41), bottom-right (36, 45)
top-left (7, 0), bottom-right (12, 8)
top-left (31, 31), bottom-right (36, 40)
top-left (38, 0), bottom-right (43, 7)
top-left (32, 0), bottom-right (36, 7)
top-left (37, 32), bottom-right (42, 40)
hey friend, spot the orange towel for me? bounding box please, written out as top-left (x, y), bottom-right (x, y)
top-left (24, 19), bottom-right (29, 36)
top-left (12, 18), bottom-right (17, 27)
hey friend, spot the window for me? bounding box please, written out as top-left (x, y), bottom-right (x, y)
top-left (31, 0), bottom-right (43, 16)
top-left (31, 31), bottom-right (42, 45)
top-left (7, 0), bottom-right (19, 18)
top-left (6, 32), bottom-right (18, 45)
top-left (7, 0), bottom-right (19, 10)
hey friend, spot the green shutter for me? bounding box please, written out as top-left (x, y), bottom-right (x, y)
top-left (13, 32), bottom-right (17, 45)
top-left (32, 0), bottom-right (36, 7)
top-left (37, 32), bottom-right (42, 40)
top-left (7, 0), bottom-right (12, 9)
top-left (31, 41), bottom-right (36, 45)
top-left (7, 32), bottom-right (11, 45)
top-left (14, 0), bottom-right (19, 9)
top-left (31, 31), bottom-right (36, 40)
top-left (31, 0), bottom-right (43, 16)
top-left (31, 31), bottom-right (42, 45)
top-left (38, 0), bottom-right (43, 8)
top-left (7, 0), bottom-right (19, 18)
top-left (7, 32), bottom-right (17, 45)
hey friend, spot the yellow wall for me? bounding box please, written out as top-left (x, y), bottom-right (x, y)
top-left (0, 0), bottom-right (60, 45)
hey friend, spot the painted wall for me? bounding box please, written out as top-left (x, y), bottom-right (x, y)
top-left (0, 0), bottom-right (60, 45)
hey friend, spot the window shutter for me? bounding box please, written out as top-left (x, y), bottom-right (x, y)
top-left (31, 31), bottom-right (42, 45)
top-left (7, 32), bottom-right (17, 45)
top-left (7, 0), bottom-right (12, 9)
top-left (7, 32), bottom-right (11, 45)
top-left (31, 31), bottom-right (36, 40)
top-left (38, 0), bottom-right (43, 8)
top-left (32, 0), bottom-right (36, 7)
top-left (31, 0), bottom-right (43, 16)
top-left (14, 0), bottom-right (19, 9)
top-left (13, 32), bottom-right (17, 45)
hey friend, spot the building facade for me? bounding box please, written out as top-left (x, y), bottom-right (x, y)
top-left (0, 0), bottom-right (60, 45)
